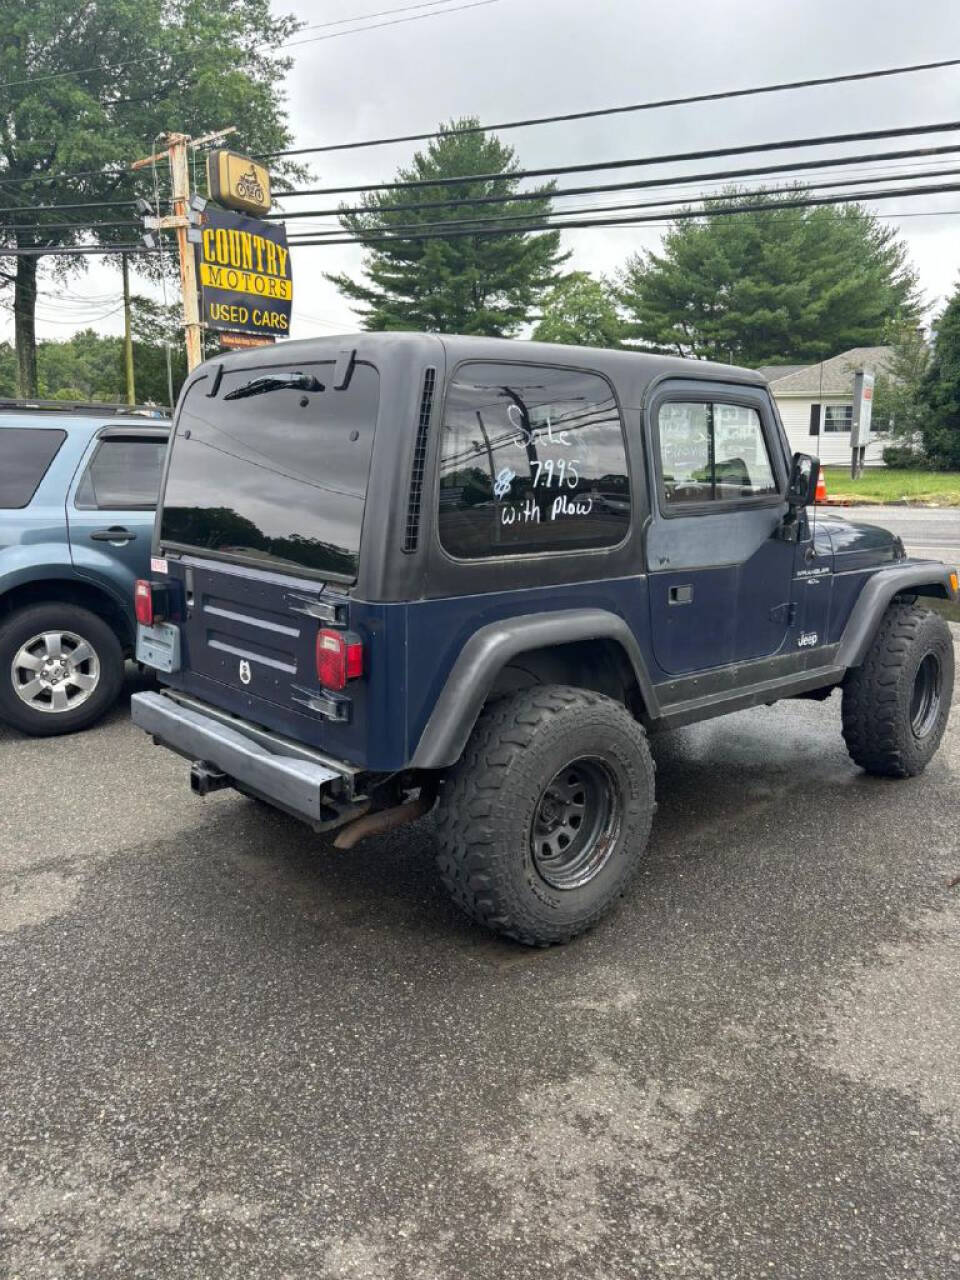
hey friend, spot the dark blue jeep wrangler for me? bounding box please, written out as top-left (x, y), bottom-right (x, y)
top-left (132, 335), bottom-right (957, 944)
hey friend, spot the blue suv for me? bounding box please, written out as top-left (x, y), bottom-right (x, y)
top-left (0, 401), bottom-right (169, 735)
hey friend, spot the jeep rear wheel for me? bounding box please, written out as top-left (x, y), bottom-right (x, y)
top-left (841, 601), bottom-right (954, 778)
top-left (434, 686), bottom-right (655, 946)
top-left (0, 604), bottom-right (124, 737)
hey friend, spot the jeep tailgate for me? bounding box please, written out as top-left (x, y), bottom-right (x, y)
top-left (150, 352), bottom-right (382, 759)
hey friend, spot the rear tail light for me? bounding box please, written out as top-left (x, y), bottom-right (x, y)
top-left (315, 629), bottom-right (364, 690)
top-left (134, 579), bottom-right (153, 626)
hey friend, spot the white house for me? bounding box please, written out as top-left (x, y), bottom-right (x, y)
top-left (759, 346), bottom-right (893, 467)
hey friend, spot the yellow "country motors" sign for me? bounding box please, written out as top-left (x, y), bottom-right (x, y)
top-left (197, 209), bottom-right (292, 338)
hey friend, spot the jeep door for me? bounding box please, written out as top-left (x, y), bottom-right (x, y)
top-left (644, 381), bottom-right (794, 676)
top-left (67, 427), bottom-right (170, 618)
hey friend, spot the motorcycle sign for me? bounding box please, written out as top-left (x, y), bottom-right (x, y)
top-left (206, 150), bottom-right (272, 217)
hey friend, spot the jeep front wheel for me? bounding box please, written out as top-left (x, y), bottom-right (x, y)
top-left (434, 686), bottom-right (656, 945)
top-left (841, 601), bottom-right (954, 778)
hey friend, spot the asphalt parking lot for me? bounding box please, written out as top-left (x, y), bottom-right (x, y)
top-left (2, 623), bottom-right (959, 1280)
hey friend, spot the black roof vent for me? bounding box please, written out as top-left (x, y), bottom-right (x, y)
top-left (403, 366), bottom-right (437, 553)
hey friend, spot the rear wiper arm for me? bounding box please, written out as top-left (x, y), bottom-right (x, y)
top-left (223, 371), bottom-right (325, 401)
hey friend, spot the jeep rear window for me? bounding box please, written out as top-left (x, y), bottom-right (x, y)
top-left (0, 428), bottom-right (67, 508)
top-left (159, 361), bottom-right (379, 581)
top-left (437, 363), bottom-right (630, 559)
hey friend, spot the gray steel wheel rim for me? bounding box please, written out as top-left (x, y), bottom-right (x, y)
top-left (11, 630), bottom-right (101, 715)
top-left (910, 651), bottom-right (942, 738)
top-left (531, 756), bottom-right (622, 891)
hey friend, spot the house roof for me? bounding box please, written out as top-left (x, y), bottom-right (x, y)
top-left (763, 346), bottom-right (893, 396)
top-left (756, 364), bottom-right (808, 382)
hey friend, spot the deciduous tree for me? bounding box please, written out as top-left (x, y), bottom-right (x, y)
top-left (0, 0), bottom-right (302, 395)
top-left (533, 271), bottom-right (624, 348)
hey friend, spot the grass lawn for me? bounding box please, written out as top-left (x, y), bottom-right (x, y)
top-left (821, 467), bottom-right (960, 507)
top-left (928, 596), bottom-right (960, 625)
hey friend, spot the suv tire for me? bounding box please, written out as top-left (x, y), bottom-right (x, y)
top-left (434, 685), bottom-right (655, 945)
top-left (0, 603), bottom-right (125, 737)
top-left (841, 601), bottom-right (954, 778)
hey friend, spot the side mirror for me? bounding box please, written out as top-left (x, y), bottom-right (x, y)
top-left (787, 452), bottom-right (820, 507)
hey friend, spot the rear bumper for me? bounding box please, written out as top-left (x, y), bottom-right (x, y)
top-left (130, 690), bottom-right (357, 824)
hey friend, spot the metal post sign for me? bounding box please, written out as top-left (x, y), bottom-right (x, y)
top-left (851, 369), bottom-right (875, 448)
top-left (196, 208), bottom-right (292, 340)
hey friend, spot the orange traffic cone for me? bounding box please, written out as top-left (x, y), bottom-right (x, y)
top-left (815, 466), bottom-right (827, 504)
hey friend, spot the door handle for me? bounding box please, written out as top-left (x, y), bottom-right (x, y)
top-left (89, 527), bottom-right (136, 542)
top-left (668, 585), bottom-right (693, 605)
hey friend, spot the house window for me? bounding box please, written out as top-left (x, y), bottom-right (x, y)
top-left (823, 405), bottom-right (853, 433)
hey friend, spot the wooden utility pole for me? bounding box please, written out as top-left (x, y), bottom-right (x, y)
top-left (167, 134), bottom-right (203, 372)
top-left (121, 253), bottom-right (135, 406)
top-left (132, 127), bottom-right (236, 374)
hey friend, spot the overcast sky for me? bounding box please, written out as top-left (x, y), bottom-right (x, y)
top-left (8, 0), bottom-right (960, 349)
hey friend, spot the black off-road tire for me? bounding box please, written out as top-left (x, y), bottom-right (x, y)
top-left (841, 601), bottom-right (954, 778)
top-left (434, 685), bottom-right (656, 946)
top-left (0, 603), bottom-right (125, 737)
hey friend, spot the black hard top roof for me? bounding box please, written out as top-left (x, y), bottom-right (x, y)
top-left (200, 331), bottom-right (767, 390)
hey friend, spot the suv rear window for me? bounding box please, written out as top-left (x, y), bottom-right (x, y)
top-left (0, 428), bottom-right (67, 508)
top-left (75, 437), bottom-right (167, 509)
top-left (159, 361), bottom-right (379, 580)
top-left (437, 362), bottom-right (630, 559)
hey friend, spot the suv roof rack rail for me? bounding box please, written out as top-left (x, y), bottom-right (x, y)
top-left (0, 398), bottom-right (169, 418)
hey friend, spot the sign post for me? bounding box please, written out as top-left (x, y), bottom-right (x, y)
top-left (132, 127), bottom-right (237, 375)
top-left (850, 369), bottom-right (875, 480)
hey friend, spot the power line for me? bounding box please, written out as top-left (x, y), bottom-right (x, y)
top-left (283, 168), bottom-right (960, 239)
top-left (269, 144), bottom-right (960, 219)
top-left (262, 55), bottom-right (960, 158)
top-left (0, 244), bottom-right (153, 257)
top-left (0, 221), bottom-right (135, 233)
top-left (275, 119), bottom-right (960, 196)
top-left (293, 0), bottom-right (480, 35)
top-left (282, 0), bottom-right (502, 49)
top-left (13, 141), bottom-right (960, 220)
top-left (286, 180), bottom-right (960, 245)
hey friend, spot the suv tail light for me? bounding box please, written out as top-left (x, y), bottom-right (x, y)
top-left (315, 629), bottom-right (363, 690)
top-left (134, 579), bottom-right (154, 626)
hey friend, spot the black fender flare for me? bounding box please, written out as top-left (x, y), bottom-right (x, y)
top-left (836, 562), bottom-right (957, 669)
top-left (410, 608), bottom-right (659, 770)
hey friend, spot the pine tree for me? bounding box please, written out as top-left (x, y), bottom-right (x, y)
top-left (919, 288), bottom-right (960, 469)
top-left (618, 189), bottom-right (920, 365)
top-left (327, 120), bottom-right (567, 335)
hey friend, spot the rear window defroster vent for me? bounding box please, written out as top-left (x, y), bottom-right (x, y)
top-left (403, 366), bottom-right (437, 552)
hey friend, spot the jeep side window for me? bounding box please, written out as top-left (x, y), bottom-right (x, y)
top-left (657, 401), bottom-right (778, 506)
top-left (0, 428), bottom-right (67, 508)
top-left (75, 438), bottom-right (168, 510)
top-left (437, 362), bottom-right (630, 559)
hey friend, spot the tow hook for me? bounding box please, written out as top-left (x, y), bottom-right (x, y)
top-left (190, 761), bottom-right (230, 796)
